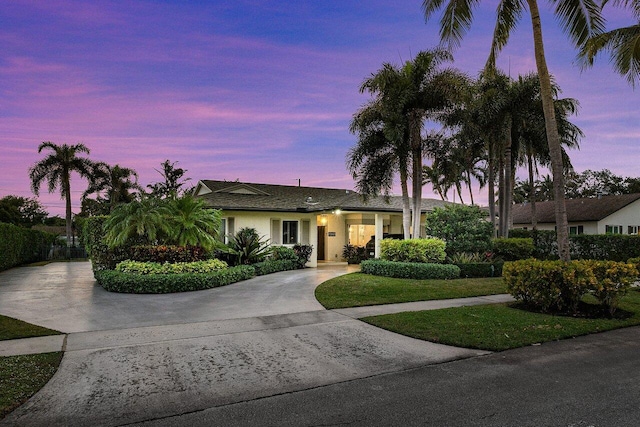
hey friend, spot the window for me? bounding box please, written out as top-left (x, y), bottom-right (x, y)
top-left (606, 225), bottom-right (623, 234)
top-left (629, 226), bottom-right (640, 235)
top-left (220, 218), bottom-right (234, 243)
top-left (569, 225), bottom-right (584, 235)
top-left (282, 221), bottom-right (298, 244)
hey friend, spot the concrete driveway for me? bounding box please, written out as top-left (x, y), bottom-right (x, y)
top-left (0, 262), bottom-right (487, 426)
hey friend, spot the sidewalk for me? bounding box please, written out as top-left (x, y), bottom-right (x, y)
top-left (1, 294), bottom-right (514, 357)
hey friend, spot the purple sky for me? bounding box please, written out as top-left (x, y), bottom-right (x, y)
top-left (1, 1), bottom-right (637, 216)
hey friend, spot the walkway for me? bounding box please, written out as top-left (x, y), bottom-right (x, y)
top-left (0, 262), bottom-right (507, 426)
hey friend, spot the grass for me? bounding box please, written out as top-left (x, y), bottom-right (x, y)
top-left (363, 290), bottom-right (640, 351)
top-left (0, 352), bottom-right (62, 418)
top-left (0, 315), bottom-right (61, 341)
top-left (315, 272), bottom-right (507, 309)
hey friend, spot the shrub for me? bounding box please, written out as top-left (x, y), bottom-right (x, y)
top-left (253, 259), bottom-right (299, 276)
top-left (342, 245), bottom-right (368, 264)
top-left (456, 262), bottom-right (504, 278)
top-left (360, 259), bottom-right (460, 280)
top-left (425, 205), bottom-right (493, 255)
top-left (95, 265), bottom-right (255, 293)
top-left (492, 238), bottom-right (535, 261)
top-left (504, 259), bottom-right (637, 315)
top-left (0, 223), bottom-right (55, 271)
top-left (128, 245), bottom-right (210, 263)
top-left (271, 246), bottom-right (298, 261)
top-left (223, 228), bottom-right (271, 265)
top-left (627, 257), bottom-right (640, 275)
top-left (83, 216), bottom-right (129, 272)
top-left (293, 244), bottom-right (313, 268)
top-left (526, 231), bottom-right (640, 261)
top-left (379, 238), bottom-right (446, 263)
top-left (115, 259), bottom-right (228, 274)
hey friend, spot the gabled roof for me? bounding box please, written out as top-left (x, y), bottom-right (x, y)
top-left (512, 193), bottom-right (640, 224)
top-left (194, 180), bottom-right (452, 213)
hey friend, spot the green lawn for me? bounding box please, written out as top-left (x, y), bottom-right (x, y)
top-left (0, 315), bottom-right (61, 341)
top-left (0, 315), bottom-right (63, 419)
top-left (363, 290), bottom-right (640, 351)
top-left (315, 272), bottom-right (507, 309)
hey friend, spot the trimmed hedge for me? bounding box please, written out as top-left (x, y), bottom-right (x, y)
top-left (504, 259), bottom-right (638, 314)
top-left (253, 259), bottom-right (298, 276)
top-left (95, 265), bottom-right (255, 293)
top-left (115, 259), bottom-right (228, 274)
top-left (361, 259), bottom-right (460, 280)
top-left (492, 238), bottom-right (535, 261)
top-left (128, 245), bottom-right (210, 263)
top-left (456, 262), bottom-right (504, 278)
top-left (0, 223), bottom-right (55, 271)
top-left (82, 216), bottom-right (129, 272)
top-left (380, 238), bottom-right (447, 263)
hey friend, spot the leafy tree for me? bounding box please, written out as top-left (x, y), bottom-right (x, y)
top-left (425, 204), bottom-right (494, 255)
top-left (29, 142), bottom-right (95, 250)
top-left (147, 160), bottom-right (191, 199)
top-left (423, 0), bottom-right (605, 261)
top-left (83, 163), bottom-right (142, 212)
top-left (0, 195), bottom-right (48, 227)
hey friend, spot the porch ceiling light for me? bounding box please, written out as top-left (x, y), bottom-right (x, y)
top-left (333, 209), bottom-right (341, 216)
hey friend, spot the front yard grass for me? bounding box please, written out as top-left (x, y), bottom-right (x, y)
top-left (363, 290), bottom-right (640, 351)
top-left (0, 315), bottom-right (63, 419)
top-left (315, 272), bottom-right (506, 309)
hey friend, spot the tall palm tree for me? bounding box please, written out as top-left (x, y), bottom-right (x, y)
top-left (423, 0), bottom-right (604, 260)
top-left (348, 98), bottom-right (412, 239)
top-left (579, 1), bottom-right (640, 87)
top-left (83, 163), bottom-right (143, 212)
top-left (29, 142), bottom-right (95, 251)
top-left (359, 49), bottom-right (467, 238)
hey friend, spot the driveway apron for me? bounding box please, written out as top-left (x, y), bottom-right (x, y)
top-left (0, 262), bottom-right (487, 427)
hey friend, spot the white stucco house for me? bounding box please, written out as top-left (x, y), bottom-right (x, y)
top-left (511, 193), bottom-right (640, 235)
top-left (194, 180), bottom-right (451, 267)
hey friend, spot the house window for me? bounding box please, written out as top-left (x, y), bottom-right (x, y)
top-left (220, 218), bottom-right (235, 243)
top-left (569, 226), bottom-right (584, 235)
top-left (629, 226), bottom-right (640, 235)
top-left (606, 225), bottom-right (623, 234)
top-left (283, 221), bottom-right (298, 244)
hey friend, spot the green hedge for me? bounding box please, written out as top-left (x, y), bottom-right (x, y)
top-left (380, 238), bottom-right (446, 263)
top-left (253, 259), bottom-right (299, 276)
top-left (360, 259), bottom-right (460, 280)
top-left (492, 238), bottom-right (535, 261)
top-left (0, 223), bottom-right (55, 271)
top-left (456, 262), bottom-right (504, 278)
top-left (95, 265), bottom-right (255, 293)
top-left (115, 259), bottom-right (228, 274)
top-left (82, 216), bottom-right (130, 272)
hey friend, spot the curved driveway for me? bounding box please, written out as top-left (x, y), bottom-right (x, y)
top-left (0, 262), bottom-right (487, 427)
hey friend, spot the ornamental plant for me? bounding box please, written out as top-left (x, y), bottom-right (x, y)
top-left (115, 259), bottom-right (228, 275)
top-left (380, 238), bottom-right (446, 263)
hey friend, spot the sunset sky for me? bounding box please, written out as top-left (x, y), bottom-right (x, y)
top-left (1, 1), bottom-right (637, 216)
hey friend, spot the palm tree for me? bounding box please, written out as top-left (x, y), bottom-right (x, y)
top-left (29, 142), bottom-right (95, 251)
top-left (579, 1), bottom-right (640, 87)
top-left (166, 195), bottom-right (221, 251)
top-left (348, 98), bottom-right (412, 239)
top-left (83, 163), bottom-right (143, 212)
top-left (423, 0), bottom-right (604, 260)
top-left (358, 49), bottom-right (467, 238)
top-left (103, 198), bottom-right (169, 248)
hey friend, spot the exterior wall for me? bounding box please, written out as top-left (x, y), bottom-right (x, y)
top-left (597, 201), bottom-right (640, 234)
top-left (220, 210), bottom-right (318, 267)
top-left (512, 222), bottom-right (598, 235)
top-left (321, 211), bottom-right (347, 262)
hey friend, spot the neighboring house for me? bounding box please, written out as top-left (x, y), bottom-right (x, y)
top-left (194, 180), bottom-right (451, 267)
top-left (512, 193), bottom-right (640, 235)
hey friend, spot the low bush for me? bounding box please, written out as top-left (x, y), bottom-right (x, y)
top-left (271, 246), bottom-right (298, 261)
top-left (379, 238), bottom-right (446, 264)
top-left (361, 259), bottom-right (460, 280)
top-left (627, 257), bottom-right (640, 275)
top-left (0, 223), bottom-right (55, 271)
top-left (128, 245), bottom-right (210, 263)
top-left (115, 259), bottom-right (228, 274)
top-left (95, 265), bottom-right (255, 293)
top-left (253, 259), bottom-right (299, 276)
top-left (492, 238), bottom-right (535, 261)
top-left (293, 244), bottom-right (313, 268)
top-left (343, 245), bottom-right (368, 264)
top-left (504, 259), bottom-right (638, 314)
top-left (456, 262), bottom-right (504, 278)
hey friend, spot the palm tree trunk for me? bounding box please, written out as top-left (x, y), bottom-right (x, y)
top-left (488, 141), bottom-right (497, 238)
top-left (502, 119), bottom-right (513, 238)
top-left (63, 171), bottom-right (72, 258)
top-left (400, 165), bottom-right (411, 240)
top-left (498, 144), bottom-right (505, 237)
top-left (411, 114), bottom-right (423, 239)
top-left (527, 150), bottom-right (538, 230)
top-left (527, 0), bottom-right (570, 261)
top-left (466, 170), bottom-right (475, 205)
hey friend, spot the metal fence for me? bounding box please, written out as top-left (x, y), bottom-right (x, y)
top-left (38, 245), bottom-right (88, 261)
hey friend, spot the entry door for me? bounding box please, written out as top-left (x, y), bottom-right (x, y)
top-left (317, 226), bottom-right (326, 261)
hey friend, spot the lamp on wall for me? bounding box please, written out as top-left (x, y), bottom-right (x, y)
top-left (320, 214), bottom-right (327, 225)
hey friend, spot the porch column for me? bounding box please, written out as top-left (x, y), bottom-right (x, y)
top-left (374, 213), bottom-right (383, 258)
